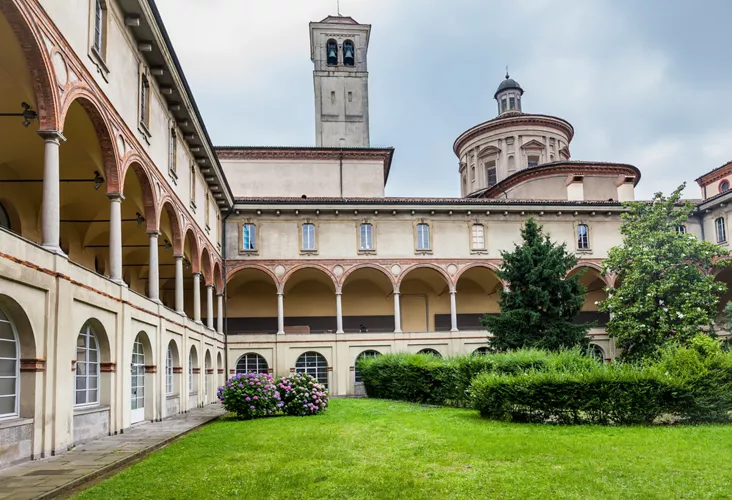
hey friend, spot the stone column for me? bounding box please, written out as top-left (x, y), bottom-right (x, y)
top-left (108, 193), bottom-right (124, 284)
top-left (174, 255), bottom-right (184, 313)
top-left (393, 292), bottom-right (402, 333)
top-left (192, 272), bottom-right (202, 323)
top-left (206, 284), bottom-right (214, 330)
top-left (336, 292), bottom-right (344, 334)
top-left (450, 290), bottom-right (458, 333)
top-left (147, 231), bottom-right (160, 302)
top-left (216, 293), bottom-right (224, 334)
top-left (277, 292), bottom-right (285, 335)
top-left (39, 131), bottom-right (65, 253)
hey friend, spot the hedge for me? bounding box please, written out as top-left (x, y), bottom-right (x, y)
top-left (357, 349), bottom-right (596, 407)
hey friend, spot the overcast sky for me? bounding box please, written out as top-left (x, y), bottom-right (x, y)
top-left (154, 0), bottom-right (732, 200)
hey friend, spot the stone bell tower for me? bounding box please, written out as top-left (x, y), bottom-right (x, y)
top-left (309, 15), bottom-right (371, 148)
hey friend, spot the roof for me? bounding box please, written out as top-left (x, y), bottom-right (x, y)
top-left (453, 113), bottom-right (575, 156)
top-left (215, 146), bottom-right (395, 185)
top-left (695, 160), bottom-right (732, 186)
top-left (471, 161), bottom-right (641, 200)
top-left (233, 196), bottom-right (627, 207)
top-left (494, 74), bottom-right (524, 99)
top-left (319, 15), bottom-right (360, 24)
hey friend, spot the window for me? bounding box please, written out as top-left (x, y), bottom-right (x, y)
top-left (190, 164), bottom-right (197, 208)
top-left (416, 223), bottom-right (430, 250)
top-left (473, 347), bottom-right (491, 356)
top-left (343, 40), bottom-right (355, 66)
top-left (188, 350), bottom-right (196, 394)
top-left (675, 225), bottom-right (687, 235)
top-left (417, 348), bottom-right (441, 357)
top-left (716, 217), bottom-right (727, 243)
top-left (509, 96), bottom-right (515, 110)
top-left (354, 350), bottom-right (380, 384)
top-left (295, 352), bottom-right (328, 388)
top-left (75, 323), bottom-right (100, 407)
top-left (236, 353), bottom-right (268, 374)
top-left (360, 223), bottom-right (374, 250)
top-left (139, 73), bottom-right (150, 129)
top-left (242, 224), bottom-right (256, 251)
top-left (471, 165), bottom-right (475, 182)
top-left (721, 180), bottom-right (731, 193)
top-left (205, 192), bottom-right (211, 228)
top-left (589, 344), bottom-right (605, 362)
top-left (485, 161), bottom-right (497, 187)
top-left (168, 128), bottom-right (177, 175)
top-left (302, 223), bottom-right (316, 251)
top-left (326, 39), bottom-right (338, 66)
top-left (0, 307), bottom-right (19, 419)
top-left (501, 98), bottom-right (507, 113)
top-left (471, 224), bottom-right (485, 250)
top-left (527, 155), bottom-right (540, 168)
top-left (166, 345), bottom-right (173, 396)
top-left (92, 0), bottom-right (106, 56)
top-left (462, 175), bottom-right (467, 195)
top-left (577, 224), bottom-right (590, 250)
top-left (508, 155), bottom-right (516, 172)
top-left (0, 202), bottom-right (10, 230)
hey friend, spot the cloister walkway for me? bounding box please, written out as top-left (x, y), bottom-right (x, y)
top-left (0, 404), bottom-right (225, 500)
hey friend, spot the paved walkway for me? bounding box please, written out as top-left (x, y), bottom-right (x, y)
top-left (0, 405), bottom-right (226, 500)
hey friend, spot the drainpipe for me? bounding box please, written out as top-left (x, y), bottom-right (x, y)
top-left (339, 148), bottom-right (344, 198)
top-left (222, 207), bottom-right (234, 379)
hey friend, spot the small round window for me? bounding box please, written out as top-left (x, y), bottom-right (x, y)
top-left (721, 180), bottom-right (730, 192)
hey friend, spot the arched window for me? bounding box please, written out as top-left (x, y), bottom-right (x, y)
top-left (0, 306), bottom-right (19, 419)
top-left (236, 353), bottom-right (269, 374)
top-left (589, 344), bottom-right (605, 362)
top-left (417, 348), bottom-right (441, 357)
top-left (577, 224), bottom-right (590, 250)
top-left (354, 350), bottom-right (380, 384)
top-left (675, 225), bottom-right (687, 235)
top-left (326, 39), bottom-right (338, 66)
top-left (0, 203), bottom-right (10, 231)
top-left (295, 351), bottom-right (328, 387)
top-left (716, 217), bottom-right (727, 243)
top-left (343, 40), bottom-right (355, 66)
top-left (166, 344), bottom-right (174, 396)
top-left (473, 347), bottom-right (491, 355)
top-left (721, 180), bottom-right (730, 193)
top-left (189, 348), bottom-right (197, 394)
top-left (75, 323), bottom-right (100, 407)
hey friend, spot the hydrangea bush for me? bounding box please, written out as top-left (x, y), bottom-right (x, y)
top-left (276, 372), bottom-right (329, 416)
top-left (218, 372), bottom-right (282, 420)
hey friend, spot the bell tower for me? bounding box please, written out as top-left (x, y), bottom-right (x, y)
top-left (309, 15), bottom-right (371, 148)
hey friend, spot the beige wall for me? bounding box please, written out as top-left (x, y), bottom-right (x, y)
top-left (221, 158), bottom-right (385, 198)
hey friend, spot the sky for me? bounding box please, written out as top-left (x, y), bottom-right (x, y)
top-left (154, 0), bottom-right (732, 200)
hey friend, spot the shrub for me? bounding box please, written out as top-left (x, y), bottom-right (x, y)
top-left (218, 372), bottom-right (282, 420)
top-left (276, 373), bottom-right (329, 416)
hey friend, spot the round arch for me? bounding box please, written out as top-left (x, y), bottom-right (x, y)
top-left (341, 266), bottom-right (395, 333)
top-left (212, 262), bottom-right (224, 293)
top-left (282, 264), bottom-right (338, 293)
top-left (283, 267), bottom-right (337, 334)
top-left (201, 247), bottom-right (213, 285)
top-left (294, 351), bottom-right (329, 387)
top-left (157, 199), bottom-right (183, 254)
top-left (182, 228), bottom-right (200, 274)
top-left (340, 264), bottom-right (394, 291)
top-left (227, 267), bottom-right (279, 334)
top-left (226, 263), bottom-right (279, 288)
top-left (120, 159), bottom-right (157, 231)
top-left (454, 264), bottom-right (503, 331)
top-left (235, 352), bottom-right (269, 374)
top-left (417, 348), bottom-right (442, 357)
top-left (398, 265), bottom-right (451, 333)
top-left (59, 91), bottom-right (119, 193)
top-left (454, 262), bottom-right (503, 285)
top-left (398, 264), bottom-right (452, 291)
top-left (0, 2), bottom-right (59, 130)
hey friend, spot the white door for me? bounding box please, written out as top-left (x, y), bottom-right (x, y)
top-left (131, 336), bottom-right (145, 423)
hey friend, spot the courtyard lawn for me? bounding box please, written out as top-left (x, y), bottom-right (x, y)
top-left (76, 399), bottom-right (732, 500)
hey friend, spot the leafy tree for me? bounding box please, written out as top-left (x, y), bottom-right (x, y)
top-left (482, 217), bottom-right (589, 351)
top-left (600, 183), bottom-right (729, 361)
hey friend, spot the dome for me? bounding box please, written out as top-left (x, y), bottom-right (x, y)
top-left (494, 73), bottom-right (524, 99)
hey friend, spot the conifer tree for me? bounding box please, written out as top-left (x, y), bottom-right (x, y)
top-left (482, 217), bottom-right (589, 351)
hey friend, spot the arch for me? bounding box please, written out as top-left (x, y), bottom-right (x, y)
top-left (354, 349), bottom-right (380, 384)
top-left (0, 303), bottom-right (20, 418)
top-left (74, 322), bottom-right (101, 407)
top-left (398, 263), bottom-right (452, 291)
top-left (326, 38), bottom-right (338, 66)
top-left (182, 227), bottom-right (200, 273)
top-left (282, 265), bottom-right (338, 294)
top-left (295, 351), bottom-right (329, 387)
top-left (226, 263), bottom-right (279, 287)
top-left (343, 39), bottom-right (355, 66)
top-left (157, 198), bottom-right (183, 255)
top-left (340, 264), bottom-right (395, 291)
top-left (588, 343), bottom-right (605, 362)
top-left (417, 348), bottom-right (442, 357)
top-left (120, 159), bottom-right (157, 232)
top-left (341, 266), bottom-right (395, 333)
top-left (132, 330), bottom-right (153, 360)
top-left (283, 267), bottom-right (337, 333)
top-left (204, 349), bottom-right (212, 401)
top-left (165, 339), bottom-right (180, 396)
top-left (0, 1), bottom-right (59, 130)
top-left (227, 267), bottom-right (279, 334)
top-left (216, 351), bottom-right (223, 371)
top-left (0, 295), bottom-right (37, 421)
top-left (212, 261), bottom-right (224, 293)
top-left (201, 247), bottom-right (213, 285)
top-left (77, 318), bottom-right (111, 363)
top-left (0, 198), bottom-right (21, 235)
top-left (568, 262), bottom-right (606, 283)
top-left (235, 353), bottom-right (268, 374)
top-left (188, 344), bottom-right (199, 395)
top-left (473, 346), bottom-right (491, 355)
top-left (454, 262), bottom-right (503, 285)
top-left (59, 91), bottom-right (120, 194)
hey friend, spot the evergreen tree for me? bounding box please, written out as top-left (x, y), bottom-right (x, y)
top-left (600, 184), bottom-right (729, 361)
top-left (482, 217), bottom-right (589, 351)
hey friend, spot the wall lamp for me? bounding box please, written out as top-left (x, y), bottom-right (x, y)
top-left (163, 239), bottom-right (172, 252)
top-left (0, 102), bottom-right (38, 127)
top-left (93, 171), bottom-right (105, 190)
top-left (136, 212), bottom-right (145, 228)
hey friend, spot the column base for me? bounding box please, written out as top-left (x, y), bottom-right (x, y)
top-left (151, 299), bottom-right (163, 305)
top-left (450, 329), bottom-right (459, 333)
top-left (394, 329), bottom-right (402, 334)
top-left (194, 320), bottom-right (203, 325)
top-left (336, 330), bottom-right (344, 334)
top-left (276, 331), bottom-right (285, 335)
top-left (175, 310), bottom-right (186, 317)
top-left (111, 278), bottom-right (128, 287)
top-left (42, 245), bottom-right (67, 257)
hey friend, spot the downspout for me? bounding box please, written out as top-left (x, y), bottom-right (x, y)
top-left (222, 207), bottom-right (234, 379)
top-left (339, 149), bottom-right (344, 198)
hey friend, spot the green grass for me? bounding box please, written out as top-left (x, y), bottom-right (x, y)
top-left (76, 399), bottom-right (732, 499)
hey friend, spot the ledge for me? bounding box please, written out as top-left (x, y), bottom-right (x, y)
top-left (166, 394), bottom-right (179, 400)
top-left (73, 405), bottom-right (110, 417)
top-left (0, 417), bottom-right (33, 431)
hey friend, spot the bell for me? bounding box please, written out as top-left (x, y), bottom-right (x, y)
top-left (328, 48), bottom-right (337, 59)
top-left (344, 48), bottom-right (354, 65)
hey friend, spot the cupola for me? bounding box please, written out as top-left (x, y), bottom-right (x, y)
top-left (494, 72), bottom-right (524, 115)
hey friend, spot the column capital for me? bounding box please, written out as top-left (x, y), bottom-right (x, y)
top-left (216, 292), bottom-right (225, 297)
top-left (206, 283), bottom-right (215, 289)
top-left (107, 192), bottom-right (125, 202)
top-left (147, 229), bottom-right (161, 237)
top-left (174, 253), bottom-right (185, 259)
top-left (335, 291), bottom-right (342, 296)
top-left (192, 271), bottom-right (202, 278)
top-left (450, 289), bottom-right (457, 295)
top-left (37, 130), bottom-right (66, 143)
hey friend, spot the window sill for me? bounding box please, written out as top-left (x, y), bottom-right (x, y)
top-left (168, 169), bottom-right (178, 186)
top-left (415, 250), bottom-right (433, 255)
top-left (576, 249), bottom-right (593, 254)
top-left (300, 249), bottom-right (318, 255)
top-left (0, 417), bottom-right (33, 431)
top-left (166, 393), bottom-right (179, 400)
top-left (470, 249), bottom-right (489, 255)
top-left (189, 391), bottom-right (198, 397)
top-left (238, 249), bottom-right (259, 256)
top-left (205, 225), bottom-right (211, 235)
top-left (88, 48), bottom-right (110, 82)
top-left (357, 249), bottom-right (376, 255)
top-left (138, 122), bottom-right (151, 144)
top-left (73, 405), bottom-right (109, 417)
top-left (189, 201), bottom-right (197, 213)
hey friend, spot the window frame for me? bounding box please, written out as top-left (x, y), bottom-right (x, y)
top-left (485, 160), bottom-right (497, 187)
top-left (354, 350), bottom-right (380, 384)
top-left (527, 155), bottom-right (540, 168)
top-left (326, 39), bottom-right (338, 66)
top-left (188, 351), bottom-right (196, 395)
top-left (300, 221), bottom-right (318, 253)
top-left (295, 351), bottom-right (329, 388)
top-left (235, 353), bottom-right (269, 375)
top-left (720, 180), bottom-right (731, 193)
top-left (471, 223), bottom-right (486, 251)
top-left (189, 163), bottom-right (197, 211)
top-left (716, 217), bottom-right (727, 243)
top-left (138, 67), bottom-right (151, 138)
top-left (87, 0), bottom-right (109, 78)
top-left (0, 306), bottom-right (19, 420)
top-left (576, 223), bottom-right (591, 251)
top-left (675, 225), bottom-right (687, 235)
top-left (358, 222), bottom-right (376, 253)
top-left (240, 222), bottom-right (258, 253)
top-left (166, 345), bottom-right (174, 396)
top-left (75, 324), bottom-right (100, 408)
top-left (168, 126), bottom-right (178, 180)
top-left (414, 221), bottom-right (432, 253)
top-left (343, 39), bottom-right (355, 66)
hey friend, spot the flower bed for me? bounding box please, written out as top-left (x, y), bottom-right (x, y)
top-left (218, 372), bottom-right (282, 419)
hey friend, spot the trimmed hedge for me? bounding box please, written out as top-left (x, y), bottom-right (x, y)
top-left (357, 349), bottom-right (595, 407)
